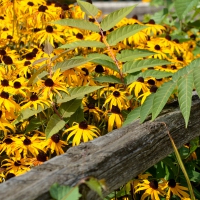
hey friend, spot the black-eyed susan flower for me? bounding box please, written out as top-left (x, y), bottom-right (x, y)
top-left (63, 121), bottom-right (100, 146)
top-left (135, 179), bottom-right (165, 200)
top-left (161, 179), bottom-right (190, 200)
top-left (42, 133), bottom-right (67, 155)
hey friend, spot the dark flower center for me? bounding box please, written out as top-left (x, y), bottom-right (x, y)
top-left (109, 83), bottom-right (115, 87)
top-left (44, 78), bottom-right (54, 87)
top-left (89, 18), bottom-right (95, 22)
top-left (165, 35), bottom-right (171, 41)
top-left (82, 68), bottom-right (89, 76)
top-left (0, 110), bottom-right (2, 118)
top-left (111, 105), bottom-right (121, 114)
top-left (132, 14), bottom-right (138, 20)
top-left (171, 65), bottom-right (177, 70)
top-left (177, 56), bottom-right (183, 61)
top-left (148, 19), bottom-right (155, 24)
top-left (168, 179), bottom-right (176, 188)
top-left (76, 33), bottom-right (84, 39)
top-left (46, 25), bottom-right (53, 33)
top-left (14, 161), bottom-right (21, 166)
top-left (23, 138), bottom-right (31, 145)
top-left (25, 52), bottom-right (35, 60)
top-left (25, 72), bottom-right (31, 79)
top-left (79, 121), bottom-right (88, 129)
top-left (0, 16), bottom-right (4, 20)
top-left (32, 48), bottom-right (38, 54)
top-left (150, 86), bottom-right (158, 93)
top-left (162, 65), bottom-right (167, 68)
top-left (33, 28), bottom-right (41, 32)
top-left (7, 35), bottom-right (13, 39)
top-left (173, 38), bottom-right (179, 43)
top-left (87, 103), bottom-right (95, 109)
top-left (1, 79), bottom-right (9, 86)
top-left (149, 180), bottom-right (158, 189)
top-left (2, 27), bottom-right (8, 31)
top-left (4, 138), bottom-right (13, 144)
top-left (51, 134), bottom-right (60, 143)
top-left (6, 173), bottom-right (15, 180)
top-left (154, 45), bottom-right (161, 50)
top-left (62, 4), bottom-right (69, 10)
top-left (37, 152), bottom-right (47, 162)
top-left (27, 2), bottom-right (34, 6)
top-left (3, 55), bottom-right (13, 65)
top-left (190, 34), bottom-right (196, 40)
top-left (95, 65), bottom-right (104, 73)
top-left (30, 94), bottom-right (38, 101)
top-left (14, 81), bottom-right (21, 89)
top-left (0, 49), bottom-right (6, 55)
top-left (113, 91), bottom-right (120, 97)
top-left (24, 61), bottom-right (31, 66)
top-left (137, 77), bottom-right (144, 83)
top-left (147, 79), bottom-right (155, 85)
top-left (38, 5), bottom-right (48, 12)
top-left (0, 91), bottom-right (9, 99)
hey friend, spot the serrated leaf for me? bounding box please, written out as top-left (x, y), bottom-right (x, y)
top-left (152, 81), bottom-right (177, 120)
top-left (94, 75), bottom-right (121, 83)
top-left (107, 24), bottom-right (146, 46)
top-left (13, 105), bottom-right (49, 125)
top-left (53, 56), bottom-right (100, 72)
top-left (32, 57), bottom-right (48, 66)
top-left (58, 98), bottom-right (82, 119)
top-left (57, 86), bottom-right (103, 103)
top-left (45, 114), bottom-right (66, 139)
top-left (77, 0), bottom-right (99, 17)
top-left (123, 59), bottom-right (171, 74)
top-left (91, 59), bottom-right (119, 72)
top-left (24, 118), bottom-right (45, 134)
top-left (44, 40), bottom-right (54, 55)
top-left (122, 107), bottom-right (140, 127)
top-left (140, 93), bottom-right (155, 123)
top-left (50, 183), bottom-right (81, 200)
top-left (175, 0), bottom-right (199, 19)
top-left (116, 49), bottom-right (156, 62)
top-left (100, 5), bottom-right (137, 31)
top-left (68, 106), bottom-right (84, 126)
top-left (151, 8), bottom-right (168, 24)
top-left (193, 65), bottom-right (200, 97)
top-left (177, 73), bottom-right (193, 127)
top-left (87, 53), bottom-right (114, 63)
top-left (53, 19), bottom-right (99, 32)
top-left (59, 40), bottom-right (105, 49)
top-left (141, 70), bottom-right (173, 79)
top-left (85, 177), bottom-right (104, 199)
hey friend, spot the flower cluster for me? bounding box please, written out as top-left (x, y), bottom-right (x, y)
top-left (0, 0), bottom-right (199, 186)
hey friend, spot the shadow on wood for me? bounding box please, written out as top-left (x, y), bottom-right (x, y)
top-left (0, 95), bottom-right (200, 200)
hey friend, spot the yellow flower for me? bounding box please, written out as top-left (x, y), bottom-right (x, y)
top-left (135, 179), bottom-right (165, 200)
top-left (42, 134), bottom-right (67, 155)
top-left (63, 121), bottom-right (100, 146)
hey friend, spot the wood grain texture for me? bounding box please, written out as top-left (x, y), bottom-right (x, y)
top-left (1, 96), bottom-right (200, 200)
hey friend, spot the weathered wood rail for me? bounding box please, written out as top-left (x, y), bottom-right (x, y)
top-left (1, 95), bottom-right (200, 200)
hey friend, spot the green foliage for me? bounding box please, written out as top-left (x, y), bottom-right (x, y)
top-left (107, 24), bottom-right (146, 46)
top-left (100, 5), bottom-right (137, 31)
top-left (59, 40), bottom-right (106, 49)
top-left (122, 107), bottom-right (140, 127)
top-left (53, 19), bottom-right (100, 32)
top-left (50, 183), bottom-right (81, 200)
top-left (94, 75), bottom-right (122, 84)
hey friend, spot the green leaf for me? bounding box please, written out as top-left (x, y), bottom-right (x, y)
top-left (53, 19), bottom-right (99, 32)
top-left (193, 65), bottom-right (200, 97)
top-left (152, 80), bottom-right (177, 120)
top-left (90, 60), bottom-right (119, 72)
top-left (68, 106), bottom-right (84, 126)
top-left (85, 177), bottom-right (104, 199)
top-left (32, 57), bottom-right (49, 66)
top-left (123, 59), bottom-right (171, 74)
top-left (162, 157), bottom-right (178, 175)
top-left (100, 5), bottom-right (137, 31)
top-left (13, 105), bottom-right (49, 125)
top-left (24, 118), bottom-right (45, 134)
top-left (177, 72), bottom-right (193, 127)
top-left (94, 75), bottom-right (121, 84)
top-left (50, 183), bottom-right (81, 200)
top-left (141, 70), bottom-right (173, 79)
top-left (175, 0), bottom-right (199, 19)
top-left (140, 93), bottom-right (155, 123)
top-left (188, 19), bottom-right (200, 28)
top-left (188, 137), bottom-right (199, 155)
top-left (44, 40), bottom-right (54, 55)
top-left (87, 53), bottom-right (114, 63)
top-left (45, 114), bottom-right (66, 139)
top-left (77, 0), bottom-right (99, 17)
top-left (107, 24), bottom-right (146, 46)
top-left (57, 86), bottom-right (103, 103)
top-left (58, 98), bottom-right (82, 119)
top-left (151, 8), bottom-right (168, 24)
top-left (116, 49), bottom-right (156, 62)
top-left (59, 40), bottom-right (106, 49)
top-left (53, 56), bottom-right (100, 72)
top-left (122, 107), bottom-right (140, 127)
